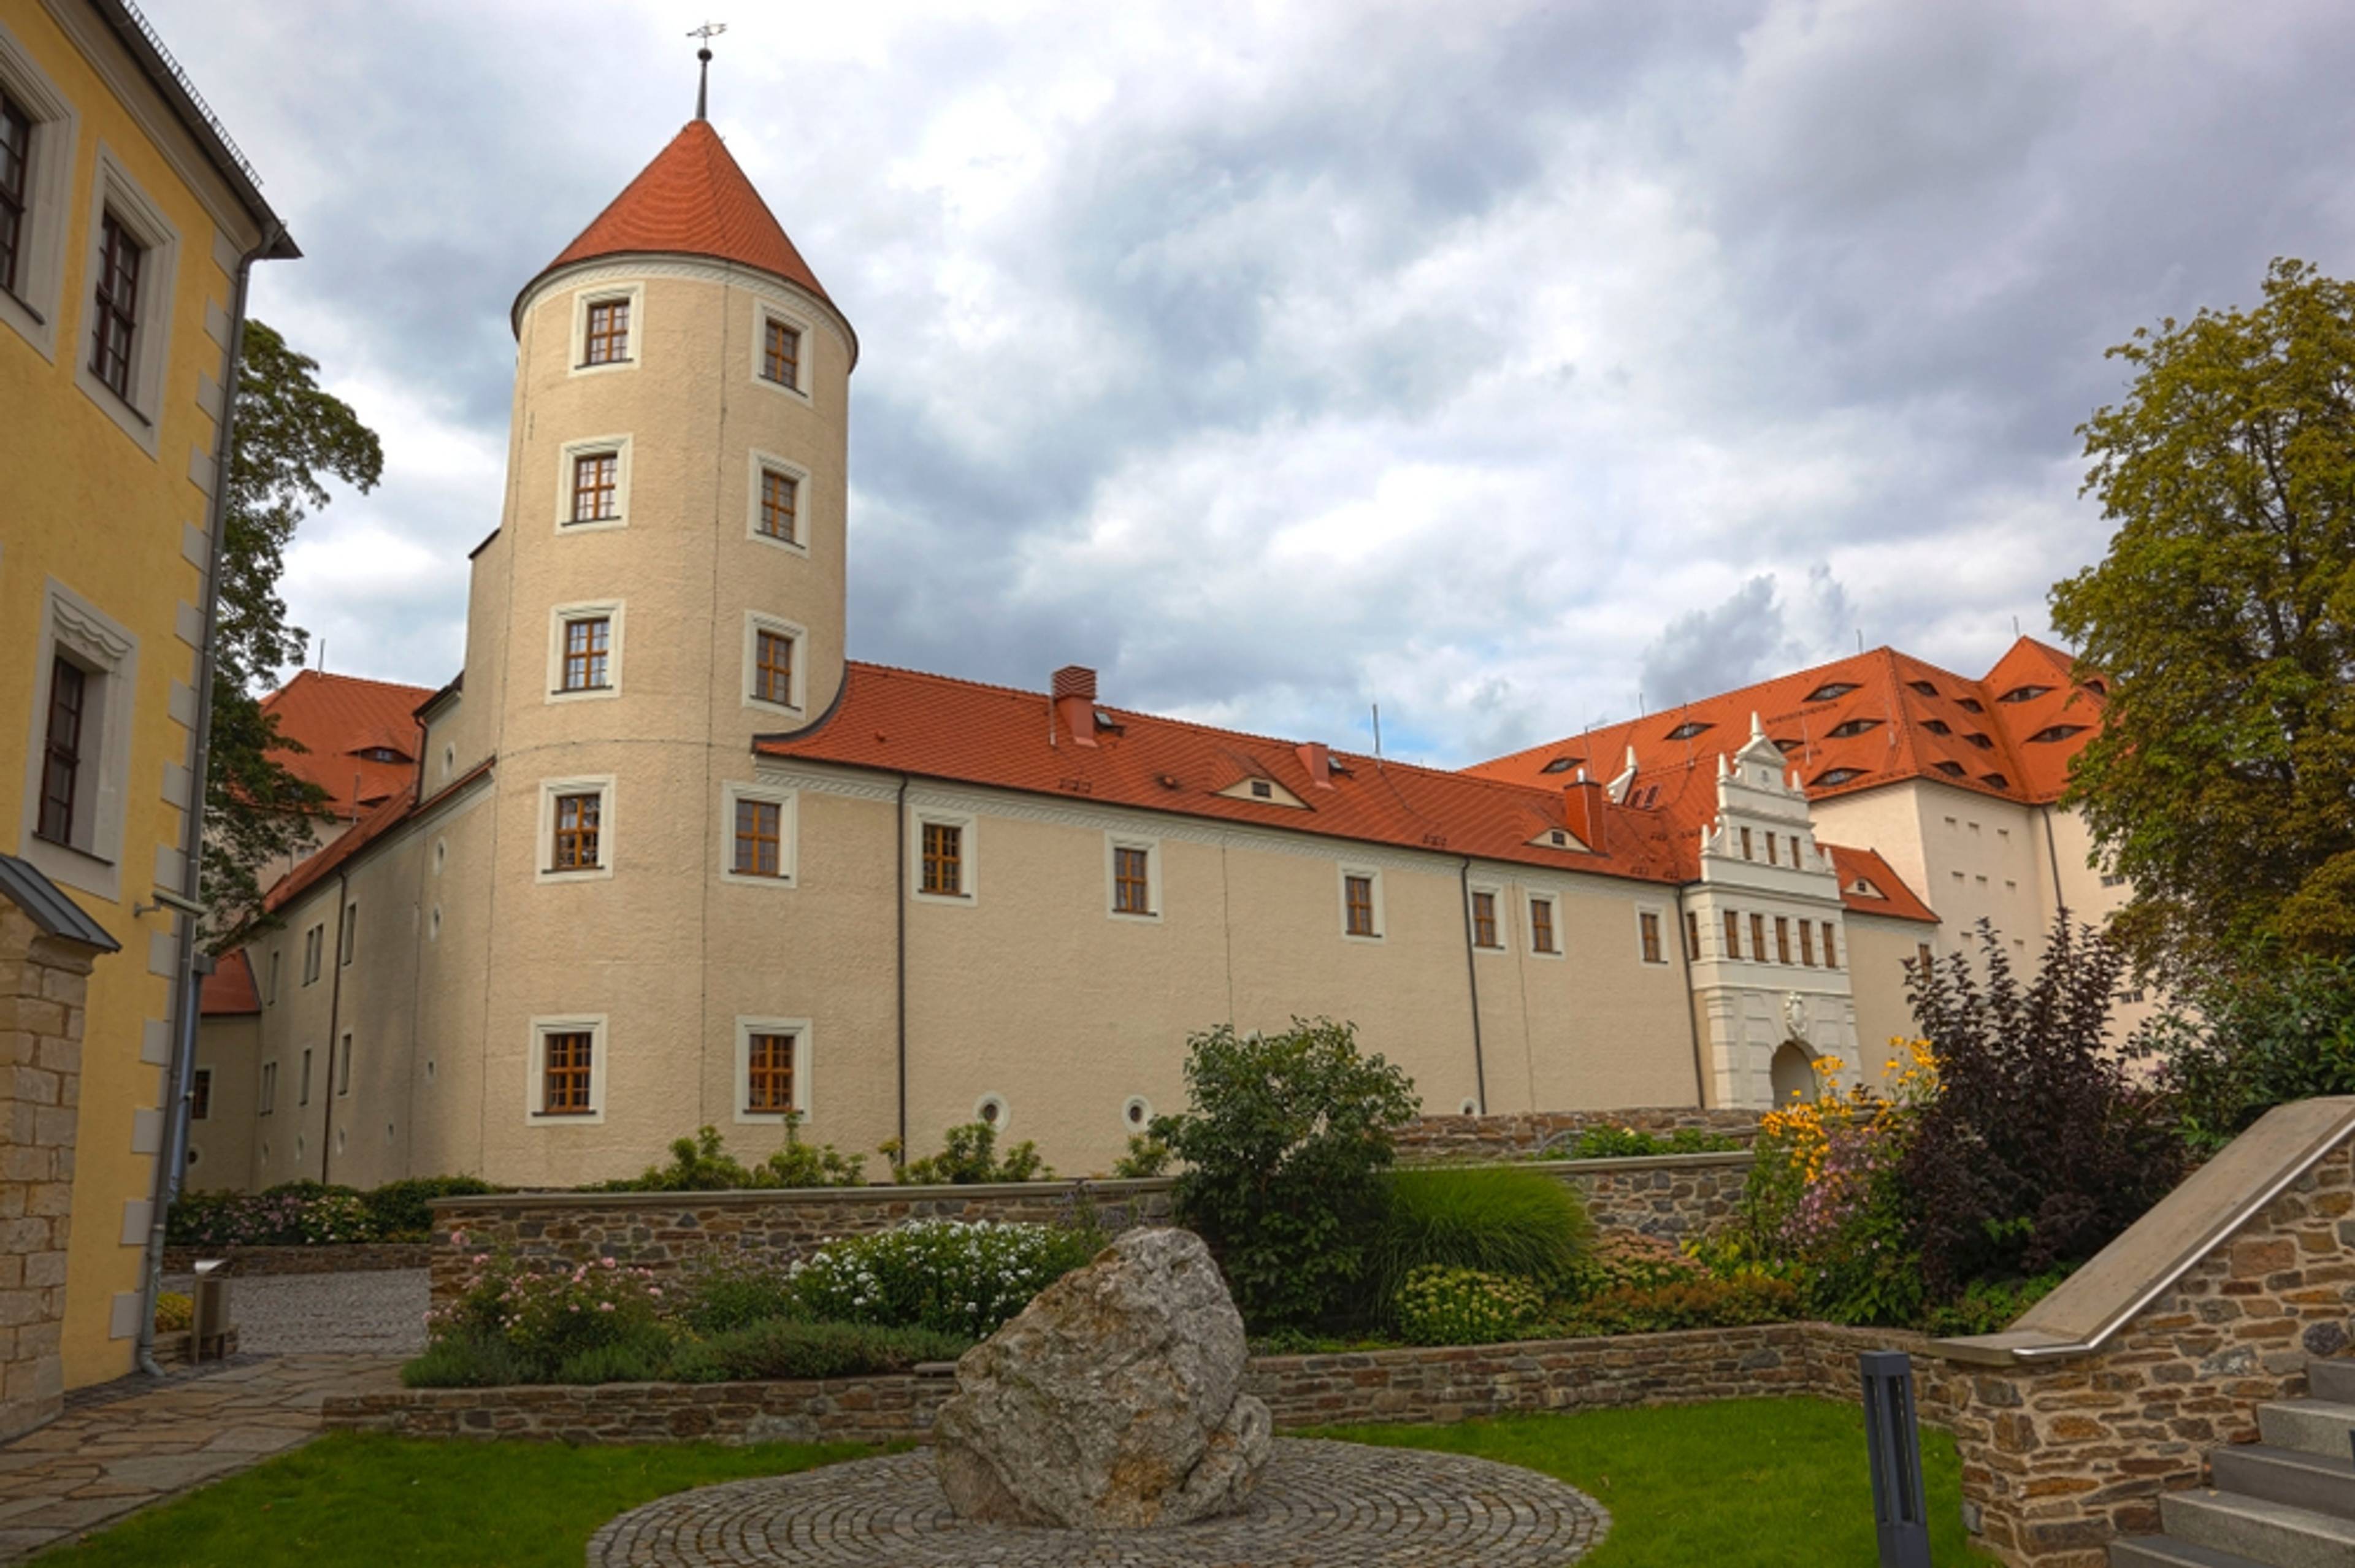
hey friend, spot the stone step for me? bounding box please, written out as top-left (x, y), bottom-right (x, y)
top-left (2309, 1360), bottom-right (2355, 1406)
top-left (2256, 1398), bottom-right (2355, 1463)
top-left (2108, 1536), bottom-right (2277, 1568)
top-left (2211, 1445), bottom-right (2355, 1521)
top-left (2161, 1488), bottom-right (2355, 1568)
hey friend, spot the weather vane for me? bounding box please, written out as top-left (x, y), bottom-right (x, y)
top-left (689, 21), bottom-right (727, 120)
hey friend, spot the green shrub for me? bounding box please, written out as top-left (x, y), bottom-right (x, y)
top-left (669, 1318), bottom-right (971, 1383)
top-left (1154, 1018), bottom-right (1420, 1328)
top-left (423, 1253), bottom-right (669, 1380)
top-left (1366, 1166), bottom-right (1591, 1314)
top-left (362, 1176), bottom-right (499, 1241)
top-left (1561, 1125), bottom-right (1742, 1159)
top-left (1561, 1230), bottom-right (1702, 1300)
top-left (2138, 954), bottom-right (2355, 1155)
top-left (1561, 1274), bottom-right (1803, 1335)
top-left (400, 1332), bottom-right (530, 1388)
top-left (1392, 1265), bottom-right (1544, 1346)
top-left (883, 1122), bottom-right (1051, 1185)
top-left (787, 1220), bottom-right (1101, 1336)
top-left (675, 1252), bottom-right (800, 1335)
top-left (551, 1328), bottom-right (675, 1386)
top-left (1109, 1133), bottom-right (1173, 1179)
top-left (1918, 1269), bottom-right (2072, 1337)
top-left (596, 1123), bottom-right (866, 1193)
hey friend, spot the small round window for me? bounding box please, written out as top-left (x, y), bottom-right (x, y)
top-left (1122, 1096), bottom-right (1152, 1130)
top-left (974, 1094), bottom-right (1008, 1130)
top-left (1458, 1098), bottom-right (1479, 1116)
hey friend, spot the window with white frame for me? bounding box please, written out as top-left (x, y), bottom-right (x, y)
top-left (75, 147), bottom-right (177, 449)
top-left (1107, 834), bottom-right (1159, 919)
top-left (529, 1016), bottom-right (606, 1122)
top-left (1469, 884), bottom-right (1503, 949)
top-left (0, 26), bottom-right (77, 359)
top-left (722, 782), bottom-right (796, 884)
top-left (753, 304), bottom-right (809, 397)
top-left (258, 1060), bottom-right (276, 1115)
top-left (1636, 906), bottom-right (1669, 965)
top-left (547, 601), bottom-right (622, 700)
top-left (557, 434), bottom-right (631, 530)
top-left (743, 613), bottom-right (804, 713)
top-left (301, 922), bottom-right (323, 985)
top-left (18, 582), bottom-right (139, 900)
top-left (1339, 865), bottom-right (1384, 941)
top-left (570, 283), bottom-right (641, 372)
top-left (914, 811), bottom-right (974, 901)
top-left (735, 1017), bottom-right (812, 1123)
top-left (538, 776), bottom-right (616, 880)
top-left (337, 1031), bottom-right (353, 1096)
top-left (748, 449), bottom-right (807, 550)
top-left (1527, 893), bottom-right (1560, 956)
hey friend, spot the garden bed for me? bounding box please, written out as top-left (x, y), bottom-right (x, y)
top-left (326, 1320), bottom-right (1939, 1444)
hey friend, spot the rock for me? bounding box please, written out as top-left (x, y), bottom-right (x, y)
top-left (933, 1227), bottom-right (1273, 1528)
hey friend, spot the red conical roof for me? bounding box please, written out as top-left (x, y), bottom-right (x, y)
top-left (523, 120), bottom-right (835, 315)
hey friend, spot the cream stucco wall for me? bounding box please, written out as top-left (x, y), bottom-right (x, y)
top-left (186, 1013), bottom-right (255, 1190)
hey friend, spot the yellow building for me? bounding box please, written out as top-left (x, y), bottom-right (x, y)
top-left (0, 0), bottom-right (291, 1430)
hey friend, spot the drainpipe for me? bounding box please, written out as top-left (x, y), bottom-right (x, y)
top-left (1675, 890), bottom-right (1711, 1107)
top-left (895, 774), bottom-right (909, 1166)
top-left (319, 869), bottom-right (350, 1184)
top-left (138, 221), bottom-right (283, 1377)
top-left (1457, 859), bottom-right (1488, 1115)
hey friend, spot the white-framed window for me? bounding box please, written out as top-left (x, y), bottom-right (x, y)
top-left (1468, 881), bottom-right (1504, 950)
top-left (1526, 891), bottom-right (1563, 958)
top-left (973, 1093), bottom-right (1010, 1132)
top-left (1339, 863), bottom-right (1384, 942)
top-left (301, 922), bottom-right (323, 985)
top-left (752, 302), bottom-right (812, 400)
top-left (189, 1068), bottom-right (212, 1121)
top-left (336, 1030), bottom-right (353, 1096)
top-left (299, 1047), bottom-right (313, 1106)
top-left (546, 600), bottom-right (624, 702)
top-left (75, 145), bottom-right (178, 451)
top-left (0, 23), bottom-right (78, 361)
top-left (258, 1060), bottom-right (277, 1115)
top-left (537, 775), bottom-right (616, 881)
top-left (748, 449), bottom-right (809, 553)
top-left (734, 1016), bottom-right (813, 1124)
top-left (1106, 833), bottom-right (1160, 920)
top-left (339, 902), bottom-right (358, 966)
top-left (265, 949), bottom-right (280, 1005)
top-left (742, 611), bottom-right (805, 714)
top-left (556, 434), bottom-right (632, 531)
top-left (568, 281), bottom-right (641, 375)
top-left (17, 580), bottom-right (139, 900)
top-left (722, 781), bottom-right (797, 884)
top-left (913, 809), bottom-right (975, 902)
top-left (528, 1015), bottom-right (607, 1123)
top-left (1636, 904), bottom-right (1671, 965)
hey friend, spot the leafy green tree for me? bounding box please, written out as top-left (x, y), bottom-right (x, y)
top-left (1152, 1018), bottom-right (1419, 1328)
top-left (2135, 952), bottom-right (2355, 1154)
top-left (2051, 259), bottom-right (2355, 977)
top-left (201, 320), bottom-right (383, 942)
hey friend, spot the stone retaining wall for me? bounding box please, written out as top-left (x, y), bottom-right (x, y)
top-left (1398, 1107), bottom-right (1761, 1163)
top-left (326, 1320), bottom-right (1941, 1444)
top-left (160, 1243), bottom-right (432, 1276)
top-left (427, 1155), bottom-right (1752, 1304)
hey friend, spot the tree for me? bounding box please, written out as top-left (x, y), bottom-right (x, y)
top-left (2050, 259), bottom-right (2355, 979)
top-left (200, 321), bottom-right (383, 943)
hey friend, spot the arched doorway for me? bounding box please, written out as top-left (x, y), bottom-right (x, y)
top-left (1769, 1041), bottom-right (1817, 1106)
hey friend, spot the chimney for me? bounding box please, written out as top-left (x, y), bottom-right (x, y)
top-left (1053, 665), bottom-right (1098, 748)
top-left (1296, 741), bottom-right (1334, 789)
top-left (1561, 778), bottom-right (1607, 849)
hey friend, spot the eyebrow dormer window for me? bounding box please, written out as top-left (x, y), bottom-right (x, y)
top-left (1806, 681), bottom-right (1859, 702)
top-left (1825, 717), bottom-right (1881, 739)
top-left (88, 212), bottom-right (142, 401)
top-left (1998, 685), bottom-right (2053, 704)
top-left (1664, 721), bottom-right (1710, 741)
top-left (2028, 724), bottom-right (2087, 744)
top-left (0, 92), bottom-right (29, 297)
top-left (583, 297), bottom-right (630, 365)
top-left (762, 318), bottom-right (800, 390)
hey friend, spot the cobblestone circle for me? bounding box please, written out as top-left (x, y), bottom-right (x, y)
top-left (589, 1439), bottom-right (1608, 1567)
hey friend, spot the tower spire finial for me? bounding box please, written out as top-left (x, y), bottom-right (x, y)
top-left (688, 21), bottom-right (727, 120)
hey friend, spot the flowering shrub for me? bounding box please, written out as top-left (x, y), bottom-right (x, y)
top-left (153, 1291), bottom-right (193, 1333)
top-left (1392, 1264), bottom-right (1543, 1346)
top-left (167, 1182), bottom-right (377, 1247)
top-left (675, 1250), bottom-right (800, 1335)
top-left (1561, 1230), bottom-right (1701, 1300)
top-left (423, 1251), bottom-right (670, 1382)
top-left (788, 1220), bottom-right (1102, 1337)
top-left (1561, 1275), bottom-right (1803, 1335)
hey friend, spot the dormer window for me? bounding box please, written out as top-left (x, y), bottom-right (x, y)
top-left (1814, 767), bottom-right (1863, 786)
top-left (1771, 737), bottom-right (1801, 754)
top-left (1540, 755), bottom-right (1580, 774)
top-left (762, 317), bottom-right (800, 390)
top-left (1921, 719), bottom-right (1951, 736)
top-left (1806, 681), bottom-right (1859, 702)
top-left (1664, 721), bottom-right (1710, 741)
top-left (353, 746), bottom-right (409, 765)
top-left (2082, 678), bottom-right (2107, 697)
top-left (1956, 697), bottom-right (1985, 713)
top-left (1908, 681), bottom-right (1939, 698)
top-left (583, 297), bottom-right (630, 365)
top-left (1998, 685), bottom-right (2052, 704)
top-left (2027, 724), bottom-right (2087, 744)
top-left (1932, 760), bottom-right (1965, 777)
top-left (1825, 717), bottom-right (1880, 739)
top-left (1981, 773), bottom-right (2010, 789)
top-left (1250, 780), bottom-right (1273, 800)
top-left (1962, 732), bottom-right (1994, 750)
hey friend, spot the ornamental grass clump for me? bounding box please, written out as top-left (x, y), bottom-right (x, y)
top-left (668, 1319), bottom-right (972, 1383)
top-left (1392, 1265), bottom-right (1543, 1346)
top-left (1366, 1166), bottom-right (1592, 1314)
top-left (787, 1220), bottom-right (1102, 1337)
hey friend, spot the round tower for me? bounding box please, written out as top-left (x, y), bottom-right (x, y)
top-left (474, 114), bottom-right (856, 1181)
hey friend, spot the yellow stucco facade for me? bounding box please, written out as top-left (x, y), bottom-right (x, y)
top-left (0, 0), bottom-right (287, 1390)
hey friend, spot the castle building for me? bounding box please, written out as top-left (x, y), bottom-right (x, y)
top-left (0, 0), bottom-right (293, 1428)
top-left (193, 109), bottom-right (2119, 1194)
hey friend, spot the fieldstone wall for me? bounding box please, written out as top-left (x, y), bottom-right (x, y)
top-left (0, 908), bottom-right (94, 1444)
top-left (161, 1243), bottom-right (431, 1276)
top-left (1544, 1152), bottom-right (1752, 1240)
top-left (1398, 1107), bottom-right (1761, 1163)
top-left (1941, 1141), bottom-right (2355, 1568)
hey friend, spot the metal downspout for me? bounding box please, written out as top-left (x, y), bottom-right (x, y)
top-left (1458, 858), bottom-right (1488, 1115)
top-left (138, 223), bottom-right (280, 1377)
top-left (895, 775), bottom-right (909, 1161)
top-left (318, 870), bottom-right (349, 1184)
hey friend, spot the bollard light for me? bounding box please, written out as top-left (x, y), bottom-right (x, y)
top-left (1859, 1350), bottom-right (1932, 1568)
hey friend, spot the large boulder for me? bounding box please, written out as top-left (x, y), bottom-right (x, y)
top-left (932, 1227), bottom-right (1273, 1528)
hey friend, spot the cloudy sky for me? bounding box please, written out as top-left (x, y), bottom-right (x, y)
top-left (152, 0), bottom-right (2355, 766)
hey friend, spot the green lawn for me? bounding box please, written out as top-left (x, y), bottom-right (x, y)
top-left (44, 1398), bottom-right (1989, 1567)
top-left (1322, 1398), bottom-right (1996, 1567)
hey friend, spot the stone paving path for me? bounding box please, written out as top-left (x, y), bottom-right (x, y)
top-left (591, 1440), bottom-right (1609, 1566)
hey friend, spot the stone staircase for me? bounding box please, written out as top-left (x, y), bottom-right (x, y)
top-left (2111, 1358), bottom-right (2355, 1567)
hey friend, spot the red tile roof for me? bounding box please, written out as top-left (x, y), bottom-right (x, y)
top-left (262, 756), bottom-right (494, 917)
top-left (524, 120), bottom-right (835, 316)
top-left (200, 948), bottom-right (259, 1015)
top-left (752, 663), bottom-right (1931, 921)
top-left (1826, 846), bottom-right (1939, 925)
top-left (261, 670), bottom-right (435, 819)
top-left (1466, 637), bottom-right (2104, 828)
